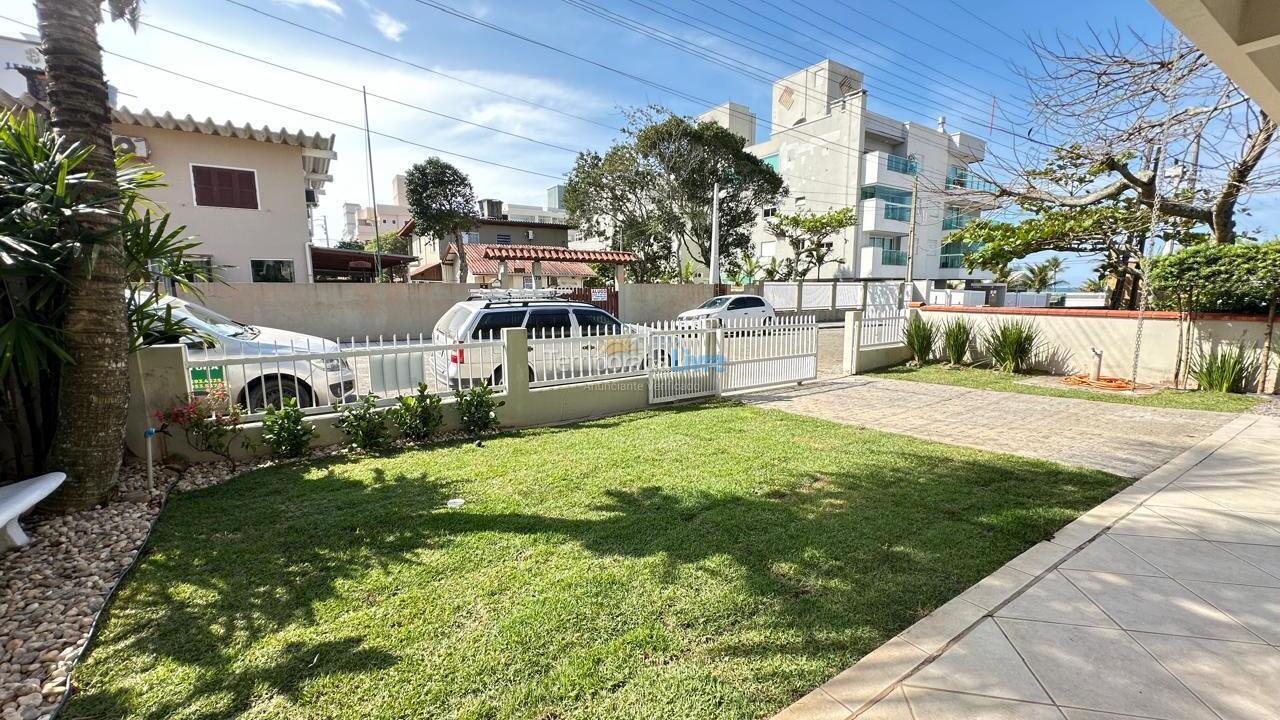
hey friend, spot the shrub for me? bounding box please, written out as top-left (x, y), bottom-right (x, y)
top-left (261, 397), bottom-right (316, 458)
top-left (902, 315), bottom-right (936, 366)
top-left (1191, 344), bottom-right (1259, 394)
top-left (389, 383), bottom-right (444, 444)
top-left (982, 320), bottom-right (1040, 373)
top-left (332, 394), bottom-right (390, 452)
top-left (155, 384), bottom-right (249, 469)
top-left (454, 384), bottom-right (505, 438)
top-left (941, 318), bottom-right (973, 367)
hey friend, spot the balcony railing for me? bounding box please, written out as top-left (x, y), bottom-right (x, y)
top-left (884, 204), bottom-right (911, 222)
top-left (942, 213), bottom-right (978, 231)
top-left (882, 248), bottom-right (907, 266)
top-left (946, 167), bottom-right (997, 193)
top-left (939, 241), bottom-right (981, 269)
top-left (885, 154), bottom-right (918, 175)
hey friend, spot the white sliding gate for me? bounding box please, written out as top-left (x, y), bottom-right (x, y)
top-left (646, 315), bottom-right (818, 403)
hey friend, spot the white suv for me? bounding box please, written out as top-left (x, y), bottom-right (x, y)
top-left (432, 297), bottom-right (650, 388)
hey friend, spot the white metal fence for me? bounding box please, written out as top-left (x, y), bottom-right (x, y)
top-left (763, 281), bottom-right (866, 313)
top-left (182, 316), bottom-right (820, 417)
top-left (184, 332), bottom-right (505, 420)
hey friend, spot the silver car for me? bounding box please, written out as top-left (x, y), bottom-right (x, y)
top-left (155, 296), bottom-right (357, 411)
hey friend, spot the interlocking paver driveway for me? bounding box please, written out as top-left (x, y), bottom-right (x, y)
top-left (851, 416), bottom-right (1280, 720)
top-left (743, 375), bottom-right (1236, 477)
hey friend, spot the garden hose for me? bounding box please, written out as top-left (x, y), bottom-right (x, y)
top-left (1061, 374), bottom-right (1154, 391)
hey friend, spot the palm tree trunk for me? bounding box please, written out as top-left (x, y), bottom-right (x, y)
top-left (37, 0), bottom-right (129, 510)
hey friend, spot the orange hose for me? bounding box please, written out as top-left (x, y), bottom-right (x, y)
top-left (1061, 374), bottom-right (1154, 391)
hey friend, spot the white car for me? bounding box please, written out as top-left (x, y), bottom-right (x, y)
top-left (432, 295), bottom-right (659, 388)
top-left (677, 294), bottom-right (775, 324)
top-left (150, 296), bottom-right (356, 411)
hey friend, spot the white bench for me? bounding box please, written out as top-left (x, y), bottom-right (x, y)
top-left (1, 473), bottom-right (66, 550)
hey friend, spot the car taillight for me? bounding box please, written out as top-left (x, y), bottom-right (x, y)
top-left (450, 347), bottom-right (465, 364)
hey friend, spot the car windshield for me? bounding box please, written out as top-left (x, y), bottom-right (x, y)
top-left (168, 300), bottom-right (256, 338)
top-left (698, 297), bottom-right (732, 309)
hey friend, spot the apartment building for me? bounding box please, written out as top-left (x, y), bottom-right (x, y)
top-left (699, 59), bottom-right (996, 297)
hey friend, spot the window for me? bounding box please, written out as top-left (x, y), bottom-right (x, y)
top-left (521, 275), bottom-right (535, 289)
top-left (761, 153), bottom-right (780, 172)
top-left (462, 232), bottom-right (480, 244)
top-left (794, 196), bottom-right (806, 206)
top-left (762, 206), bottom-right (777, 218)
top-left (496, 234), bottom-right (512, 244)
top-left (729, 296), bottom-right (765, 310)
top-left (250, 259), bottom-right (294, 283)
top-left (471, 310), bottom-right (527, 339)
top-left (866, 235), bottom-right (901, 251)
top-left (574, 309), bottom-right (621, 333)
top-left (759, 240), bottom-right (776, 258)
top-left (191, 165), bottom-right (258, 209)
top-left (525, 309), bottom-right (572, 337)
top-left (183, 255), bottom-right (215, 283)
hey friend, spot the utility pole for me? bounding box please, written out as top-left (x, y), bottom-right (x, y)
top-left (362, 85), bottom-right (383, 280)
top-left (709, 180), bottom-right (721, 285)
top-left (902, 163), bottom-right (921, 305)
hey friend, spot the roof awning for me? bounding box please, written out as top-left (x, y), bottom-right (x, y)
top-left (480, 246), bottom-right (636, 264)
top-left (310, 245), bottom-right (417, 274)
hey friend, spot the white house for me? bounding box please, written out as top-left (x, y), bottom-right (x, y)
top-left (699, 59), bottom-right (997, 298)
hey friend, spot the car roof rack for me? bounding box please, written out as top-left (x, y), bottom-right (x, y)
top-left (467, 287), bottom-right (596, 310)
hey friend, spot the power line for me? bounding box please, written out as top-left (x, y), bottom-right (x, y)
top-left (879, 0), bottom-right (1024, 69)
top-left (220, 0), bottom-right (621, 134)
top-left (136, 19), bottom-right (584, 156)
top-left (945, 0), bottom-right (1025, 45)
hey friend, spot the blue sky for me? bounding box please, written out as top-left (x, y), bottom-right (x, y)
top-left (4, 0), bottom-right (1277, 286)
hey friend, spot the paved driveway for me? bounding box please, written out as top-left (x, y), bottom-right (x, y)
top-left (743, 375), bottom-right (1236, 478)
top-left (785, 415), bottom-right (1280, 720)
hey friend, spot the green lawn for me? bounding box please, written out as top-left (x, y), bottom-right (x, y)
top-left (867, 363), bottom-right (1262, 413)
top-left (66, 404), bottom-right (1127, 720)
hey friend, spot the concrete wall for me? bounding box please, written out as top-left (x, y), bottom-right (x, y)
top-left (179, 282), bottom-right (479, 339)
top-left (119, 124), bottom-right (311, 284)
top-left (917, 306), bottom-right (1279, 393)
top-left (618, 284), bottom-right (717, 323)
top-left (126, 327), bottom-right (653, 463)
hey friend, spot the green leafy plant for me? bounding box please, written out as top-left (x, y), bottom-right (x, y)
top-left (982, 320), bottom-right (1041, 373)
top-left (903, 315), bottom-right (936, 367)
top-left (155, 385), bottom-right (250, 469)
top-left (389, 383), bottom-right (445, 444)
top-left (454, 384), bottom-right (505, 438)
top-left (261, 397), bottom-right (316, 458)
top-left (332, 394), bottom-right (391, 452)
top-left (1191, 344), bottom-right (1259, 394)
top-left (941, 318), bottom-right (974, 367)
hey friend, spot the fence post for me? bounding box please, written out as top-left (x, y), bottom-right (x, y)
top-left (500, 326), bottom-right (530, 403)
top-left (706, 318), bottom-right (723, 396)
top-left (843, 309), bottom-right (864, 375)
top-left (794, 280), bottom-right (804, 313)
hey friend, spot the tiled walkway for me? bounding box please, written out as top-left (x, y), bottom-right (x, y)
top-left (743, 376), bottom-right (1235, 477)
top-left (775, 415), bottom-right (1280, 720)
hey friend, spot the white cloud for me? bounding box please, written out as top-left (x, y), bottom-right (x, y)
top-left (370, 9), bottom-right (407, 42)
top-left (95, 18), bottom-right (618, 246)
top-left (272, 0), bottom-right (344, 16)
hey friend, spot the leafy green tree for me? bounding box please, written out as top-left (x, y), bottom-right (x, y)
top-left (1013, 257), bottom-right (1066, 292)
top-left (335, 239), bottom-right (365, 251)
top-left (366, 230), bottom-right (411, 257)
top-left (764, 207), bottom-right (857, 280)
top-left (403, 158), bottom-right (478, 280)
top-left (565, 106), bottom-right (785, 282)
top-left (1079, 277), bottom-right (1107, 293)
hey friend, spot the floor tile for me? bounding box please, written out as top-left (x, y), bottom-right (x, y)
top-left (1110, 535), bottom-right (1280, 586)
top-left (995, 572), bottom-right (1116, 628)
top-left (820, 638), bottom-right (925, 714)
top-left (896, 595), bottom-right (987, 655)
top-left (1175, 481), bottom-right (1280, 514)
top-left (1239, 511), bottom-right (1280, 535)
top-left (907, 619), bottom-right (1050, 703)
top-left (1107, 507), bottom-right (1200, 539)
top-left (997, 618), bottom-right (1217, 720)
top-left (901, 686), bottom-right (1064, 720)
top-left (1182, 580), bottom-right (1280, 645)
top-left (855, 687), bottom-right (910, 720)
top-left (1144, 485), bottom-right (1227, 509)
top-left (1059, 535), bottom-right (1165, 577)
top-left (1061, 570), bottom-right (1261, 642)
top-left (1214, 541), bottom-right (1280, 582)
top-left (1147, 505), bottom-right (1280, 545)
top-left (1005, 541), bottom-right (1073, 576)
top-left (1059, 711), bottom-right (1139, 720)
top-left (957, 565), bottom-right (1036, 611)
top-left (1132, 632), bottom-right (1280, 720)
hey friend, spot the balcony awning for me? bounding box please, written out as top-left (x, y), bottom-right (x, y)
top-left (480, 246), bottom-right (636, 264)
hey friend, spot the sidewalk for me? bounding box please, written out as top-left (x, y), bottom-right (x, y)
top-left (775, 414), bottom-right (1280, 720)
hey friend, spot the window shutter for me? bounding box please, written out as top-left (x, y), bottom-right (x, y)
top-left (191, 166), bottom-right (258, 209)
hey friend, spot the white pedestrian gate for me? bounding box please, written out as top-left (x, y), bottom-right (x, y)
top-left (645, 315), bottom-right (818, 403)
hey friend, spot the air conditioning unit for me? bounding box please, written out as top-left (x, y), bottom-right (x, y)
top-left (526, 229), bottom-right (535, 240)
top-left (112, 135), bottom-right (149, 158)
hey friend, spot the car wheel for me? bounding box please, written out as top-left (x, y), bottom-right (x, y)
top-left (245, 377), bottom-right (313, 411)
